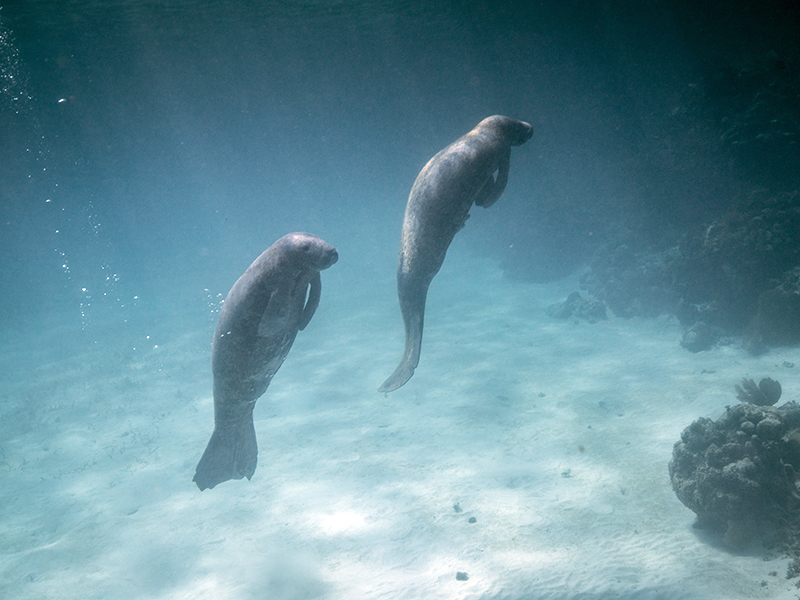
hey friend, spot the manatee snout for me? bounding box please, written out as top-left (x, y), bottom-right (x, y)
top-left (314, 244), bottom-right (338, 270)
top-left (289, 232), bottom-right (338, 270)
top-left (513, 121), bottom-right (534, 145)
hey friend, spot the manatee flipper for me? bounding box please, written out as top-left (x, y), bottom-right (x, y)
top-left (474, 151), bottom-right (510, 208)
top-left (298, 272), bottom-right (321, 331)
top-left (193, 414), bottom-right (258, 491)
top-left (379, 279), bottom-right (427, 393)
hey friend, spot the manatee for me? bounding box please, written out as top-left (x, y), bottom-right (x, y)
top-left (379, 115), bottom-right (533, 393)
top-left (194, 232), bottom-right (338, 490)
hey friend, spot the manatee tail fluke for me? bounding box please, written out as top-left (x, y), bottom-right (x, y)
top-left (379, 304), bottom-right (424, 393)
top-left (193, 417), bottom-right (258, 491)
top-left (379, 355), bottom-right (418, 393)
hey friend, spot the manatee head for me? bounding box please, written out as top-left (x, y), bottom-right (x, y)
top-left (281, 232), bottom-right (339, 271)
top-left (479, 115), bottom-right (533, 146)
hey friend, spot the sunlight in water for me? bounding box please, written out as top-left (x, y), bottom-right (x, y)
top-left (317, 510), bottom-right (367, 535)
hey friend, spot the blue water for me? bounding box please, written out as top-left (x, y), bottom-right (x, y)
top-left (2, 2), bottom-right (800, 599)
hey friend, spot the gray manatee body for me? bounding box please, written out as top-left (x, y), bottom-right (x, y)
top-left (379, 115), bottom-right (533, 393)
top-left (194, 232), bottom-right (338, 490)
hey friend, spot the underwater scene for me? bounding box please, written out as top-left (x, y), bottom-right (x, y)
top-left (2, 1), bottom-right (800, 598)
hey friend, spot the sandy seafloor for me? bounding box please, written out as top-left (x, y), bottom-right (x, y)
top-left (2, 246), bottom-right (800, 600)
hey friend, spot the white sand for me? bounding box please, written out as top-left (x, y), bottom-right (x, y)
top-left (2, 249), bottom-right (800, 600)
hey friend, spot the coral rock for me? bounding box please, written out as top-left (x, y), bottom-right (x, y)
top-left (669, 402), bottom-right (800, 548)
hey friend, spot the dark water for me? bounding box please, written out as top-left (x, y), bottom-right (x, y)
top-left (3, 0), bottom-right (797, 345)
